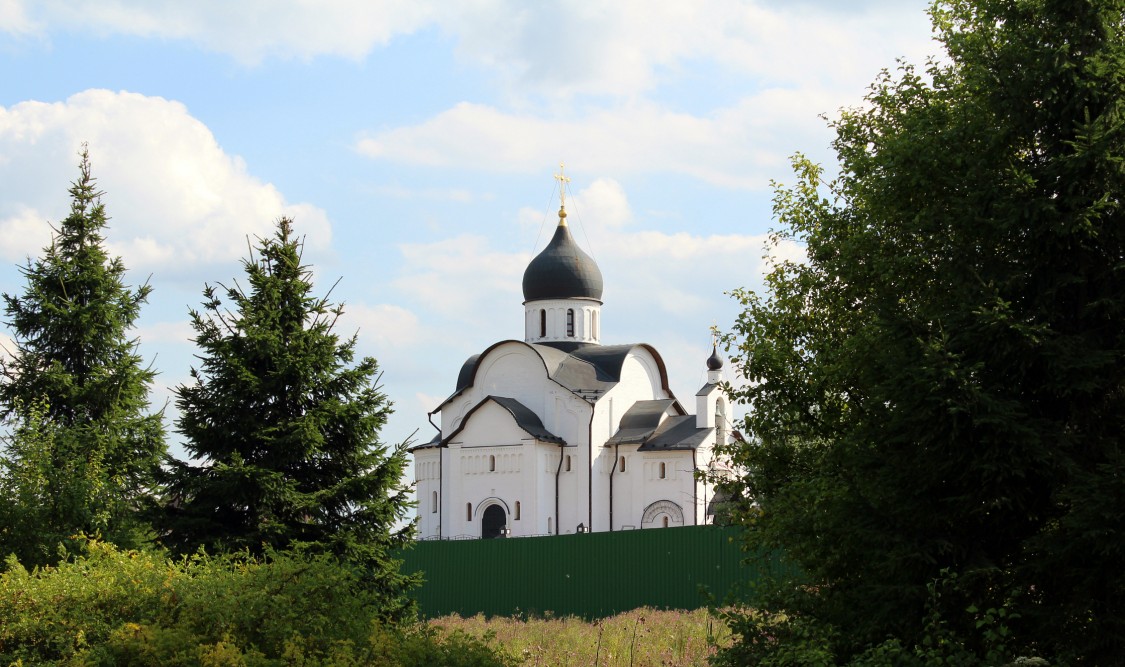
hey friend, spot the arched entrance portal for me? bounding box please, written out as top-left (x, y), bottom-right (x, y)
top-left (482, 504), bottom-right (507, 539)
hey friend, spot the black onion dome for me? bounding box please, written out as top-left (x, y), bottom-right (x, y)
top-left (522, 215), bottom-right (603, 302)
top-left (706, 345), bottom-right (724, 371)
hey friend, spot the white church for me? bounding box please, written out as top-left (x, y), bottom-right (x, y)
top-left (412, 181), bottom-right (733, 539)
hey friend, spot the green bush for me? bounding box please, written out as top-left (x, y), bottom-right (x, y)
top-left (0, 539), bottom-right (513, 666)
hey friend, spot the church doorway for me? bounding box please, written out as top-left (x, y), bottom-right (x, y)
top-left (481, 504), bottom-right (507, 539)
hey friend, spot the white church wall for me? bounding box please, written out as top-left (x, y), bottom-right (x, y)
top-left (415, 448), bottom-right (441, 539)
top-left (550, 392), bottom-right (591, 534)
top-left (637, 451), bottom-right (694, 529)
top-left (446, 401), bottom-right (538, 538)
top-left (474, 346), bottom-right (549, 417)
top-left (617, 348), bottom-right (669, 402)
top-left (589, 348), bottom-right (673, 531)
top-left (523, 298), bottom-right (602, 344)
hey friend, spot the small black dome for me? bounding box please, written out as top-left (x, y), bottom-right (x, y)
top-left (706, 345), bottom-right (724, 371)
top-left (522, 216), bottom-right (603, 302)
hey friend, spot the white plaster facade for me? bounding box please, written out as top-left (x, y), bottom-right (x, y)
top-left (413, 207), bottom-right (732, 539)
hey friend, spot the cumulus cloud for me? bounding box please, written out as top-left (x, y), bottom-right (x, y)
top-left (9, 1), bottom-right (933, 90)
top-left (392, 234), bottom-right (529, 327)
top-left (568, 178), bottom-right (632, 229)
top-left (446, 0), bottom-right (935, 98)
top-left (10, 2), bottom-right (936, 191)
top-left (344, 1), bottom-right (934, 187)
top-left (346, 303), bottom-right (425, 351)
top-left (0, 89), bottom-right (331, 278)
top-left (0, 0), bottom-right (37, 35)
top-left (14, 0), bottom-right (435, 64)
top-left (357, 92), bottom-right (837, 189)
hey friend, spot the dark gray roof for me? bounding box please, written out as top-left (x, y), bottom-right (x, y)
top-left (522, 221), bottom-right (603, 302)
top-left (434, 340), bottom-right (679, 412)
top-left (440, 395), bottom-right (566, 446)
top-left (695, 382), bottom-right (720, 397)
top-left (706, 345), bottom-right (724, 371)
top-left (408, 431), bottom-right (443, 452)
top-left (638, 415), bottom-right (713, 451)
top-left (455, 354), bottom-right (481, 393)
top-left (488, 396), bottom-right (565, 444)
top-left (607, 399), bottom-right (676, 445)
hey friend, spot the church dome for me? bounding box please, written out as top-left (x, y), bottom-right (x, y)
top-left (706, 345), bottom-right (724, 371)
top-left (522, 209), bottom-right (603, 302)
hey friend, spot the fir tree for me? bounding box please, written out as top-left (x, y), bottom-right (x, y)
top-left (0, 148), bottom-right (165, 565)
top-left (160, 218), bottom-right (416, 621)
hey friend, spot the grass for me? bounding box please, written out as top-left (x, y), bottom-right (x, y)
top-left (429, 607), bottom-right (731, 666)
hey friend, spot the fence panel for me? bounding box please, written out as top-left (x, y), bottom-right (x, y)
top-left (399, 525), bottom-right (768, 619)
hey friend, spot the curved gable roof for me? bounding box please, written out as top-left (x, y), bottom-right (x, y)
top-left (433, 340), bottom-right (679, 414)
top-left (440, 395), bottom-right (565, 446)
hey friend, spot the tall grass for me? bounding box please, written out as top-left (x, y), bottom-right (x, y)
top-left (429, 607), bottom-right (730, 666)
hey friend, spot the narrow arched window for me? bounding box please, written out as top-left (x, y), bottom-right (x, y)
top-left (659, 462), bottom-right (666, 479)
top-left (489, 455), bottom-right (496, 472)
top-left (466, 503), bottom-right (472, 521)
top-left (431, 490), bottom-right (438, 513)
top-left (592, 311), bottom-right (598, 339)
top-left (619, 456), bottom-right (626, 473)
top-left (566, 309), bottom-right (575, 337)
top-left (548, 517), bottom-right (553, 534)
top-left (515, 501), bottom-right (521, 520)
top-left (662, 516), bottom-right (669, 528)
top-left (565, 455), bottom-right (572, 472)
top-left (539, 309), bottom-right (546, 337)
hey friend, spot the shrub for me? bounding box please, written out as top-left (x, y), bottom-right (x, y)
top-left (0, 539), bottom-right (512, 666)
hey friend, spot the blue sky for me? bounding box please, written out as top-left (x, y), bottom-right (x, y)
top-left (0, 1), bottom-right (938, 467)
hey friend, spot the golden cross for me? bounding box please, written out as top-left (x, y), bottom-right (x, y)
top-left (554, 162), bottom-right (571, 211)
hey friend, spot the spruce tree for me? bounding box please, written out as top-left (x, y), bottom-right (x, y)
top-left (160, 218), bottom-right (416, 621)
top-left (0, 149), bottom-right (165, 565)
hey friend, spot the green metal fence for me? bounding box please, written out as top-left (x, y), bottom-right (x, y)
top-left (399, 525), bottom-right (768, 619)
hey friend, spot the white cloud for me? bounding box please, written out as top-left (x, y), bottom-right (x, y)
top-left (346, 303), bottom-right (424, 350)
top-left (0, 205), bottom-right (49, 260)
top-left (568, 179), bottom-right (632, 229)
top-left (0, 89), bottom-right (331, 277)
top-left (0, 0), bottom-right (37, 35)
top-left (445, 0), bottom-right (934, 98)
top-left (10, 2), bottom-right (933, 90)
top-left (357, 92), bottom-right (836, 189)
top-left (15, 0), bottom-right (434, 64)
top-left (134, 320), bottom-right (195, 345)
top-left (392, 234), bottom-right (528, 325)
top-left (415, 392), bottom-right (443, 417)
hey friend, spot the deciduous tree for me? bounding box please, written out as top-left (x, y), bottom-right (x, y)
top-left (716, 1), bottom-right (1125, 663)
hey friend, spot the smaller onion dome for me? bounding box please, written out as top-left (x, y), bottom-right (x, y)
top-left (706, 345), bottom-right (724, 371)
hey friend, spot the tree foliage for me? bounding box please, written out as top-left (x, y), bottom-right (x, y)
top-left (158, 218), bottom-right (416, 622)
top-left (716, 1), bottom-right (1125, 664)
top-left (0, 149), bottom-right (165, 566)
top-left (0, 539), bottom-right (513, 667)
